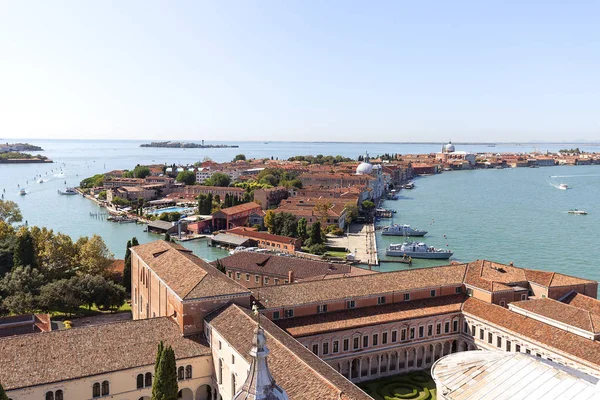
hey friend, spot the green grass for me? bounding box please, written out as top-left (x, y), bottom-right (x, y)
top-left (50, 302), bottom-right (132, 319)
top-left (358, 371), bottom-right (437, 400)
top-left (324, 251), bottom-right (348, 258)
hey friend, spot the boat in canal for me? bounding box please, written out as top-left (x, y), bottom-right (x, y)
top-left (381, 224), bottom-right (427, 237)
top-left (386, 242), bottom-right (453, 259)
top-left (58, 187), bottom-right (78, 195)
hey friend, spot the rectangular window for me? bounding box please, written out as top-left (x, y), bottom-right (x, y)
top-left (436, 323), bottom-right (441, 335)
top-left (284, 309), bottom-right (294, 318)
top-left (323, 342), bottom-right (329, 355)
top-left (353, 337), bottom-right (359, 350)
top-left (403, 293), bottom-right (410, 301)
top-left (467, 288), bottom-right (473, 296)
top-left (232, 355), bottom-right (235, 364)
top-left (372, 334), bottom-right (378, 346)
top-left (274, 278), bottom-right (279, 285)
top-left (377, 296), bottom-right (386, 305)
top-left (344, 338), bottom-right (350, 351)
top-left (312, 344), bottom-right (319, 355)
top-left (236, 272), bottom-right (241, 280)
top-left (391, 330), bottom-right (397, 342)
top-left (219, 341), bottom-right (222, 350)
top-left (430, 289), bottom-right (436, 297)
top-left (526, 349), bottom-right (531, 355)
top-left (273, 311), bottom-right (280, 320)
top-left (363, 335), bottom-right (369, 348)
top-left (453, 320), bottom-right (458, 332)
top-left (497, 337), bottom-right (502, 348)
top-left (347, 300), bottom-right (356, 309)
top-left (401, 329), bottom-right (407, 341)
top-left (317, 304), bottom-right (328, 313)
top-left (500, 300), bottom-right (506, 307)
top-left (410, 327), bottom-right (415, 339)
top-left (521, 294), bottom-right (527, 301)
top-left (382, 332), bottom-right (388, 344)
top-left (228, 271), bottom-right (232, 278)
top-left (427, 325), bottom-right (433, 336)
top-left (455, 286), bottom-right (462, 294)
top-left (479, 329), bottom-right (484, 340)
top-left (418, 326), bottom-right (424, 338)
top-left (488, 333), bottom-right (493, 344)
top-left (333, 340), bottom-right (339, 353)
top-left (255, 275), bottom-right (259, 283)
top-left (471, 325), bottom-right (476, 336)
top-left (464, 322), bottom-right (469, 333)
top-left (516, 344), bottom-right (521, 352)
top-left (445, 322), bottom-right (450, 333)
top-left (506, 340), bottom-right (512, 352)
top-left (264, 277), bottom-right (270, 284)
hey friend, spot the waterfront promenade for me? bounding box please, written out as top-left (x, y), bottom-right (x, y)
top-left (329, 223), bottom-right (378, 266)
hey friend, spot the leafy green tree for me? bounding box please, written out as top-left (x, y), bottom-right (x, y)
top-left (233, 154), bottom-right (246, 162)
top-left (0, 235), bottom-right (16, 278)
top-left (95, 280), bottom-right (126, 310)
top-left (0, 381), bottom-right (9, 400)
top-left (76, 235), bottom-right (114, 277)
top-left (205, 172), bottom-right (231, 187)
top-left (133, 165), bottom-right (151, 179)
top-left (361, 200), bottom-right (375, 210)
top-left (152, 342), bottom-right (178, 400)
top-left (1, 292), bottom-right (36, 315)
top-left (13, 229), bottom-right (36, 268)
top-left (30, 227), bottom-right (78, 280)
top-left (297, 218), bottom-right (308, 241)
top-left (343, 202), bottom-right (359, 224)
top-left (132, 237), bottom-right (139, 247)
top-left (176, 170), bottom-right (196, 185)
top-left (124, 240), bottom-right (132, 293)
top-left (38, 279), bottom-right (83, 315)
top-left (0, 200), bottom-right (22, 224)
top-left (79, 173), bottom-right (105, 189)
top-left (111, 196), bottom-right (129, 206)
top-left (164, 233), bottom-right (172, 242)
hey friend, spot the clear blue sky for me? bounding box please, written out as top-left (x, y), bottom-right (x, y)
top-left (1, 1), bottom-right (599, 142)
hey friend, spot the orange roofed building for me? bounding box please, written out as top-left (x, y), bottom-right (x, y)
top-left (211, 202), bottom-right (262, 230)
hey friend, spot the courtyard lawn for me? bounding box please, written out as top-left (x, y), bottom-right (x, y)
top-left (358, 371), bottom-right (437, 400)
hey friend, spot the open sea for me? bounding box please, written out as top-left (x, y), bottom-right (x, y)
top-left (2, 139), bottom-right (600, 283)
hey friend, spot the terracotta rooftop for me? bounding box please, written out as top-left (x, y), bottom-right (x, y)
top-left (213, 252), bottom-right (375, 281)
top-left (463, 298), bottom-right (600, 368)
top-left (511, 298), bottom-right (600, 333)
top-left (562, 292), bottom-right (600, 316)
top-left (0, 317), bottom-right (210, 390)
top-left (206, 304), bottom-right (371, 400)
top-left (524, 269), bottom-right (595, 287)
top-left (277, 294), bottom-right (465, 337)
top-left (255, 264), bottom-right (467, 308)
top-left (214, 202), bottom-right (261, 216)
top-left (132, 241), bottom-right (249, 300)
top-left (226, 227), bottom-right (299, 245)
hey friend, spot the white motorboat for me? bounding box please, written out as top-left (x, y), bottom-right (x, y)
top-left (558, 183), bottom-right (568, 190)
top-left (386, 242), bottom-right (453, 259)
top-left (58, 187), bottom-right (78, 195)
top-left (381, 224), bottom-right (427, 237)
top-left (19, 189), bottom-right (26, 196)
top-left (37, 178), bottom-right (44, 184)
top-left (568, 209), bottom-right (587, 215)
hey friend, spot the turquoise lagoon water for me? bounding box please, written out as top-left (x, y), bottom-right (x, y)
top-left (1, 139), bottom-right (600, 283)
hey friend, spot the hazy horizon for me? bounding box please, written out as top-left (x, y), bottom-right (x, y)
top-left (1, 1), bottom-right (599, 142)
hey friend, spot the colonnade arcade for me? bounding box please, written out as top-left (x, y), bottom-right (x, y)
top-left (333, 338), bottom-right (475, 382)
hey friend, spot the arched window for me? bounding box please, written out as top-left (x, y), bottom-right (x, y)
top-left (185, 365), bottom-right (192, 379)
top-left (177, 366), bottom-right (184, 380)
top-left (45, 391), bottom-right (54, 400)
top-left (137, 373), bottom-right (144, 389)
top-left (55, 390), bottom-right (63, 400)
top-left (145, 372), bottom-right (152, 387)
top-left (101, 380), bottom-right (109, 396)
top-left (92, 382), bottom-right (100, 397)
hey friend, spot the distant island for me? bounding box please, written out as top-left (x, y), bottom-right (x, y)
top-left (0, 142), bottom-right (44, 152)
top-left (0, 152), bottom-right (52, 163)
top-left (140, 141), bottom-right (238, 149)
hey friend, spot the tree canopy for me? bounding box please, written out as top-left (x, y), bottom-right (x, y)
top-left (0, 200), bottom-right (22, 225)
top-left (233, 154), bottom-right (246, 162)
top-left (176, 170), bottom-right (196, 185)
top-left (204, 172), bottom-right (231, 187)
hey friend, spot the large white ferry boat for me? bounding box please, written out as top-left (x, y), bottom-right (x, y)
top-left (381, 224), bottom-right (427, 237)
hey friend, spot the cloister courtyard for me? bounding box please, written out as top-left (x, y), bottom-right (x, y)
top-left (358, 371), bottom-right (437, 400)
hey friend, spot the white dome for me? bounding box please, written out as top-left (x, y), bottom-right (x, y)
top-left (356, 162), bottom-right (373, 175)
top-left (443, 141), bottom-right (455, 153)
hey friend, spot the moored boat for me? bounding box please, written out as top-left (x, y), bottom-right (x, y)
top-left (381, 224), bottom-right (427, 237)
top-left (386, 242), bottom-right (453, 259)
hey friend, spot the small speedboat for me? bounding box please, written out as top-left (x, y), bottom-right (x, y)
top-left (568, 209), bottom-right (587, 215)
top-left (19, 189), bottom-right (26, 196)
top-left (58, 188), bottom-right (78, 195)
top-left (386, 242), bottom-right (453, 259)
top-left (558, 183), bottom-right (568, 190)
top-left (37, 178), bottom-right (44, 184)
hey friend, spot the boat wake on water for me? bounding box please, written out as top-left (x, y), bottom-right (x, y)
top-left (550, 174), bottom-right (600, 178)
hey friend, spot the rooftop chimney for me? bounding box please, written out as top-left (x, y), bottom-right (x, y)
top-left (288, 270), bottom-right (294, 284)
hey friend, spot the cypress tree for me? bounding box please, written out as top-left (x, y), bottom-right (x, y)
top-left (123, 240), bottom-right (132, 293)
top-left (132, 237), bottom-right (139, 246)
top-left (164, 233), bottom-right (171, 242)
top-left (152, 342), bottom-right (178, 400)
top-left (0, 382), bottom-right (8, 400)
